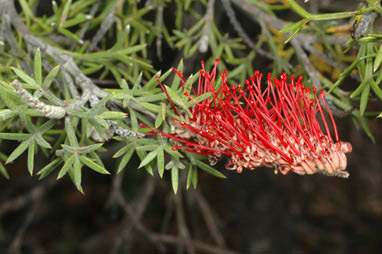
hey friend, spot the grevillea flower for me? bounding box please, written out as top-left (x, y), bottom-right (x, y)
top-left (142, 60), bottom-right (352, 177)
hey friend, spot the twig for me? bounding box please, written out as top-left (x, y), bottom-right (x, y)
top-left (0, 178), bottom-right (55, 253)
top-left (228, 0), bottom-right (354, 117)
top-left (109, 175), bottom-right (158, 253)
top-left (0, 178), bottom-right (55, 218)
top-left (221, 0), bottom-right (275, 60)
top-left (8, 195), bottom-right (41, 254)
top-left (11, 80), bottom-right (66, 119)
top-left (199, 0), bottom-right (216, 53)
top-left (192, 188), bottom-right (225, 247)
top-left (151, 234), bottom-right (239, 254)
top-left (78, 1), bottom-right (101, 40)
top-left (290, 39), bottom-right (322, 89)
top-left (174, 187), bottom-right (195, 254)
top-left (115, 184), bottom-right (237, 254)
top-left (88, 0), bottom-right (118, 52)
top-left (62, 70), bottom-right (79, 99)
top-left (155, 5), bottom-right (164, 61)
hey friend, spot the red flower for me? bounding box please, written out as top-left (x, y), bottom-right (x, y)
top-left (142, 60), bottom-right (352, 177)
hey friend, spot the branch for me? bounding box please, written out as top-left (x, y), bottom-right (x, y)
top-left (199, 0), bottom-right (216, 53)
top-left (221, 0), bottom-right (275, 59)
top-left (11, 80), bottom-right (66, 119)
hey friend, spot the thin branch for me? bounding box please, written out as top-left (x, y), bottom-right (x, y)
top-left (12, 80), bottom-right (66, 119)
top-left (199, 0), bottom-right (216, 53)
top-left (155, 5), bottom-right (164, 61)
top-left (88, 0), bottom-right (118, 52)
top-left (192, 189), bottom-right (225, 247)
top-left (174, 187), bottom-right (195, 254)
top-left (221, 0), bottom-right (275, 59)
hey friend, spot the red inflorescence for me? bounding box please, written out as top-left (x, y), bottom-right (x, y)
top-left (142, 60), bottom-right (352, 177)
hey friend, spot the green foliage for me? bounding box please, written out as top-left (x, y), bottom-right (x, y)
top-left (0, 0), bottom-right (380, 193)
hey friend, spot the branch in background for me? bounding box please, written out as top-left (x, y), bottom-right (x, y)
top-left (155, 5), bottom-right (164, 61)
top-left (191, 189), bottom-right (226, 247)
top-left (228, 0), bottom-right (353, 117)
top-left (88, 0), bottom-right (118, 52)
top-left (199, 0), bottom-right (216, 53)
top-left (0, 178), bottom-right (56, 252)
top-left (174, 183), bottom-right (195, 254)
top-left (221, 0), bottom-right (275, 60)
top-left (12, 80), bottom-right (66, 119)
top-left (78, 1), bottom-right (101, 41)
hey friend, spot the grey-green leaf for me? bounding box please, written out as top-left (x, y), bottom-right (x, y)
top-left (80, 155), bottom-right (110, 174)
top-left (195, 159), bottom-right (226, 178)
top-left (171, 166), bottom-right (179, 194)
top-left (6, 140), bottom-right (30, 164)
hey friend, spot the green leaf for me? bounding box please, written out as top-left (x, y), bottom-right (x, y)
top-left (37, 158), bottom-right (61, 179)
top-left (163, 144), bottom-right (183, 158)
top-left (164, 85), bottom-right (192, 117)
top-left (99, 111), bottom-right (127, 120)
top-left (286, 0), bottom-right (311, 18)
top-left (91, 119), bottom-right (109, 140)
top-left (192, 165), bottom-right (198, 189)
top-left (132, 72), bottom-right (142, 95)
top-left (138, 149), bottom-right (158, 168)
top-left (43, 65), bottom-right (60, 88)
top-left (374, 44), bottom-right (382, 72)
top-left (186, 163), bottom-right (193, 189)
top-left (136, 150), bottom-right (153, 175)
top-left (37, 119), bottom-right (57, 133)
top-left (58, 27), bottom-right (83, 44)
top-left (171, 167), bottom-right (179, 194)
top-left (71, 154), bottom-right (83, 192)
top-left (129, 107), bottom-right (139, 131)
top-left (65, 117), bottom-right (79, 146)
top-left (283, 22), bottom-right (306, 44)
top-left (329, 59), bottom-right (359, 93)
top-left (350, 78), bottom-right (368, 98)
top-left (155, 103), bottom-right (165, 128)
top-left (11, 67), bottom-right (38, 88)
top-left (357, 114), bottom-right (375, 142)
top-left (6, 140), bottom-right (30, 164)
top-left (117, 148), bottom-right (135, 173)
top-left (28, 141), bottom-right (35, 175)
top-left (171, 59), bottom-right (183, 90)
top-left (140, 102), bottom-right (160, 112)
top-left (62, 13), bottom-right (91, 28)
top-left (360, 83), bottom-right (370, 116)
top-left (80, 155), bottom-right (110, 174)
top-left (157, 147), bottom-right (165, 178)
top-left (35, 135), bottom-right (52, 149)
top-left (370, 78), bottom-right (382, 100)
top-left (34, 48), bottom-right (42, 86)
top-left (280, 19), bottom-right (308, 33)
top-left (78, 143), bottom-right (103, 154)
top-left (0, 161), bottom-right (10, 179)
top-left (57, 154), bottom-right (75, 179)
top-left (185, 92), bottom-right (212, 108)
top-left (195, 159), bottom-right (226, 178)
top-left (60, 0), bottom-right (72, 27)
top-left (0, 133), bottom-right (31, 141)
top-left (113, 143), bottom-right (134, 158)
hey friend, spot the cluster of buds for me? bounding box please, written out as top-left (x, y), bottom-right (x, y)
top-left (142, 60), bottom-right (352, 177)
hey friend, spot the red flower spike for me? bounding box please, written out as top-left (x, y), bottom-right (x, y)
top-left (148, 61), bottom-right (352, 178)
